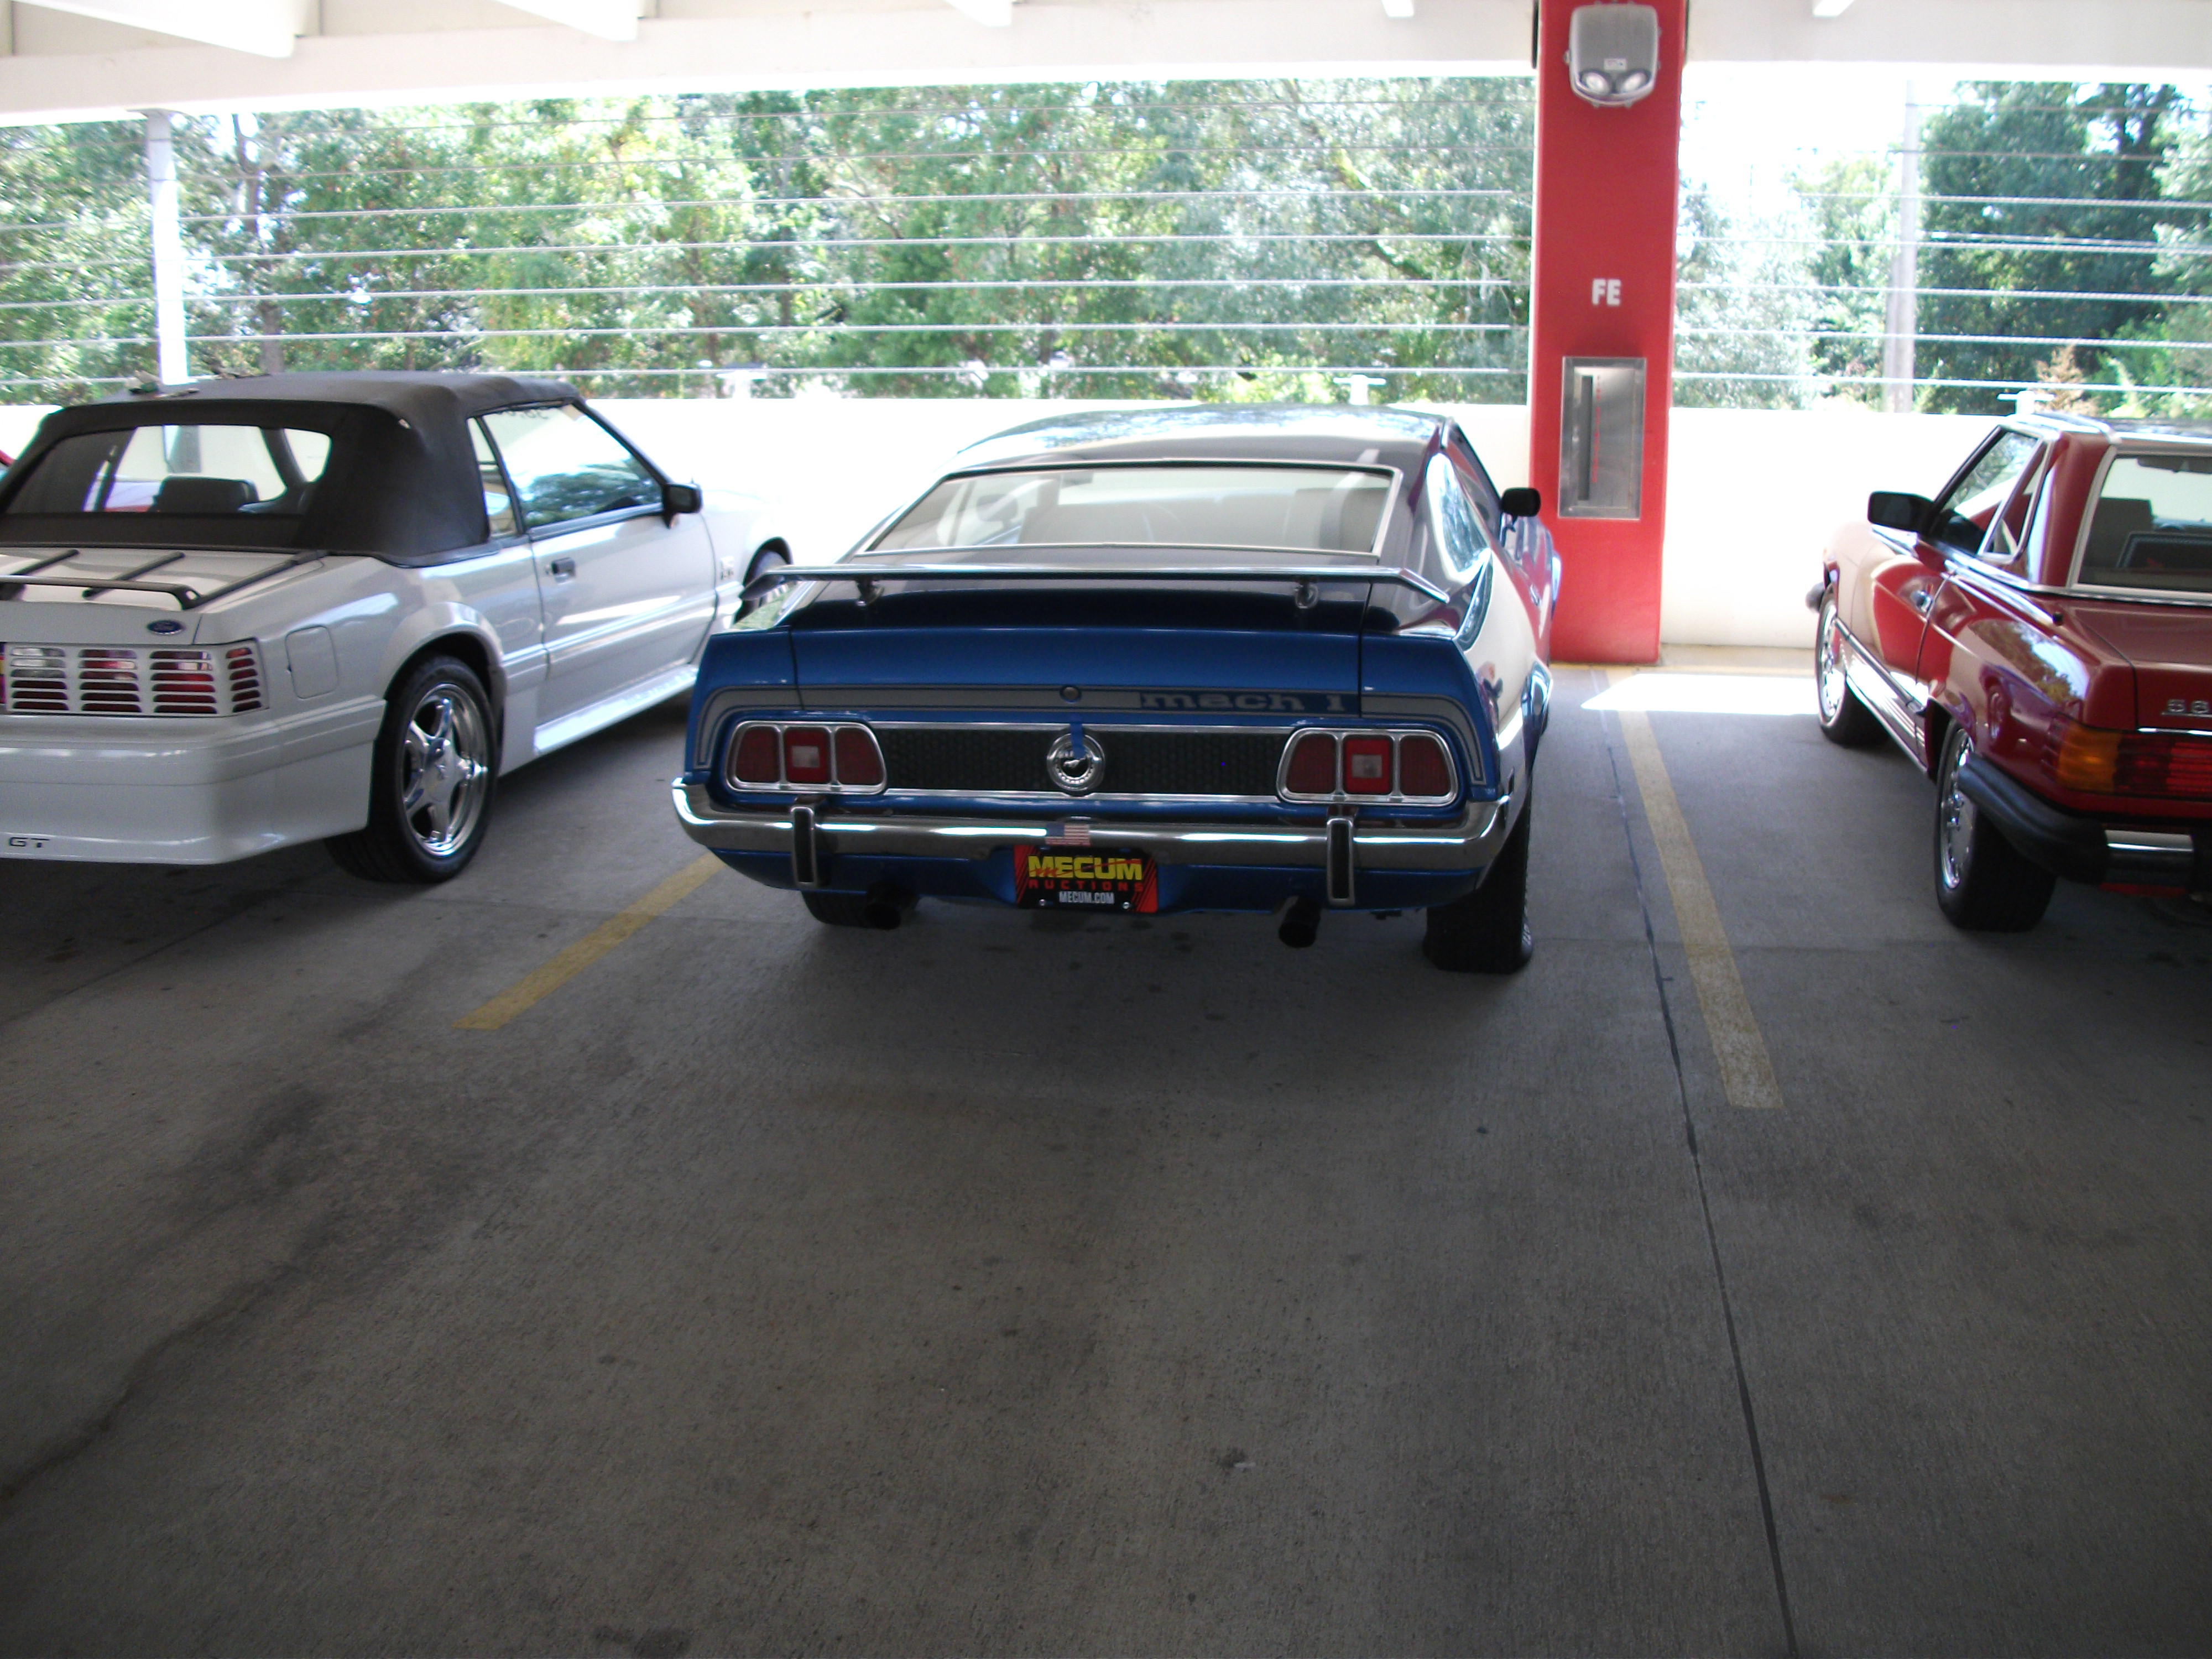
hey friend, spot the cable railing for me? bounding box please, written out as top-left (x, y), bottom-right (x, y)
top-left (2, 78), bottom-right (2207, 413)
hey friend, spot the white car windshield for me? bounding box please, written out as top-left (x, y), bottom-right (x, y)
top-left (872, 464), bottom-right (1392, 556)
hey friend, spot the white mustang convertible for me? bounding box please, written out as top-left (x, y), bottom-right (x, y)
top-left (0, 372), bottom-right (788, 881)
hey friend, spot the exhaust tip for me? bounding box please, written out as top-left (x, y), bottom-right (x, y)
top-left (1276, 895), bottom-right (1322, 950)
top-left (863, 882), bottom-right (914, 931)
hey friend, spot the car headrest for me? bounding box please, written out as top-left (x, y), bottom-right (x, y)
top-left (153, 475), bottom-right (257, 514)
top-left (2085, 497), bottom-right (2154, 567)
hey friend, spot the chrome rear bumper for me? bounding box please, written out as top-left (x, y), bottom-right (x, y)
top-left (672, 780), bottom-right (1509, 873)
top-left (1957, 753), bottom-right (2211, 891)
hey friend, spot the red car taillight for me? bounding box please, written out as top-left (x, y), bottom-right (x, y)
top-left (2044, 718), bottom-right (2212, 800)
top-left (1284, 731), bottom-right (1337, 794)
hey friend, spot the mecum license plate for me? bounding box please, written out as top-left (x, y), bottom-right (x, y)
top-left (1013, 845), bottom-right (1159, 913)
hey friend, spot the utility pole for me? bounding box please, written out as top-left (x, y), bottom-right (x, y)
top-left (143, 111), bottom-right (189, 385)
top-left (1881, 82), bottom-right (1919, 414)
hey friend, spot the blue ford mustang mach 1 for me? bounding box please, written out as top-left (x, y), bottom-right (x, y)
top-left (672, 405), bottom-right (1558, 972)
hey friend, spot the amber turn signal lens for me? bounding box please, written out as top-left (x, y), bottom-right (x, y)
top-left (2049, 723), bottom-right (2121, 792)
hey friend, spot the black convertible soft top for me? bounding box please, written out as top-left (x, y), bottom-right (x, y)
top-left (0, 371), bottom-right (591, 561)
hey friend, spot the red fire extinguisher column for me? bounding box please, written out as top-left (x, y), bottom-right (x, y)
top-left (1528, 0), bottom-right (1686, 664)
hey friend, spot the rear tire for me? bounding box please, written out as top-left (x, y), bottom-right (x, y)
top-left (1816, 589), bottom-right (1882, 747)
top-left (327, 655), bottom-right (497, 884)
top-left (1933, 725), bottom-right (2055, 931)
top-left (1423, 784), bottom-right (1534, 973)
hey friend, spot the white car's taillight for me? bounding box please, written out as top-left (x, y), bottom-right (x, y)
top-left (1, 641), bottom-right (267, 716)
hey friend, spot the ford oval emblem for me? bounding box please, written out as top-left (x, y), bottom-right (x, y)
top-left (146, 619), bottom-right (184, 634)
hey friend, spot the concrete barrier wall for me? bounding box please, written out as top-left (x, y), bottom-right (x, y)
top-left (0, 398), bottom-right (2006, 651)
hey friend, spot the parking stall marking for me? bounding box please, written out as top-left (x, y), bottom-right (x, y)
top-left (1604, 668), bottom-right (1784, 1111)
top-left (455, 853), bottom-right (723, 1032)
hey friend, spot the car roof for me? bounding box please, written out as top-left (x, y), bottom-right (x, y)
top-left (952, 403), bottom-right (1447, 473)
top-left (93, 369), bottom-right (581, 426)
top-left (2012, 411), bottom-right (2212, 446)
top-left (2, 371), bottom-right (591, 561)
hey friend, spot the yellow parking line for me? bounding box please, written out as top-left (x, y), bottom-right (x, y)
top-left (455, 853), bottom-right (723, 1031)
top-left (1605, 669), bottom-right (1784, 1110)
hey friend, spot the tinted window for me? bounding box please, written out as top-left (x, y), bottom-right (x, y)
top-left (1927, 431), bottom-right (2039, 555)
top-left (2079, 452), bottom-right (2212, 594)
top-left (6, 424), bottom-right (332, 518)
top-left (874, 465), bottom-right (1391, 555)
top-left (479, 406), bottom-right (659, 531)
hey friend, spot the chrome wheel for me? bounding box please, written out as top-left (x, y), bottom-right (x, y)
top-left (1937, 735), bottom-right (1976, 893)
top-left (400, 682), bottom-right (491, 857)
top-left (1817, 599), bottom-right (1850, 723)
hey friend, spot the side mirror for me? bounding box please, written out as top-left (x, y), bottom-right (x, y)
top-left (663, 481), bottom-right (703, 518)
top-left (1499, 486), bottom-right (1541, 519)
top-left (1868, 491), bottom-right (1932, 534)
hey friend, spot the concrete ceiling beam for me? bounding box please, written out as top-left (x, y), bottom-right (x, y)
top-left (14, 0), bottom-right (305, 59)
top-left (493, 0), bottom-right (640, 44)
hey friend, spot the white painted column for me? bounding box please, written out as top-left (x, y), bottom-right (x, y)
top-left (143, 109), bottom-right (189, 385)
top-left (1881, 82), bottom-right (1919, 415)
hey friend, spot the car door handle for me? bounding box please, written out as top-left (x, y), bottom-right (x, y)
top-left (547, 556), bottom-right (576, 582)
top-left (1910, 585), bottom-right (1935, 613)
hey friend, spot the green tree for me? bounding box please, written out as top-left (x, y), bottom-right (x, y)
top-left (1788, 152), bottom-right (1894, 403)
top-left (0, 120), bottom-right (154, 399)
top-left (1916, 82), bottom-right (2195, 413)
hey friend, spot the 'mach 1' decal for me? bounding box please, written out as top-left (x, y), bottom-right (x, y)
top-left (1135, 691), bottom-right (1350, 713)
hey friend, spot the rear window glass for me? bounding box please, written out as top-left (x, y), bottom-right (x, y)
top-left (2080, 453), bottom-right (2212, 594)
top-left (872, 465), bottom-right (1392, 555)
top-left (4, 425), bottom-right (332, 518)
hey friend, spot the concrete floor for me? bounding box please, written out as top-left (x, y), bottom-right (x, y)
top-left (2, 669), bottom-right (2208, 1656)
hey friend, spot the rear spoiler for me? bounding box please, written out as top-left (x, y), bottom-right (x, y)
top-left (747, 562), bottom-right (1453, 608)
top-left (0, 547), bottom-right (320, 609)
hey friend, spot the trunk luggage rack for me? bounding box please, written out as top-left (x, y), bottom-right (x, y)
top-left (0, 547), bottom-right (321, 609)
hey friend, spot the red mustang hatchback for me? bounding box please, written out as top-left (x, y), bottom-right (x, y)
top-left (1815, 415), bottom-right (2212, 930)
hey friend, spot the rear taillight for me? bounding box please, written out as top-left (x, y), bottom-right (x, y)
top-left (782, 726), bottom-right (832, 785)
top-left (724, 721), bottom-right (888, 794)
top-left (1284, 732), bottom-right (1337, 794)
top-left (834, 726), bottom-right (885, 786)
top-left (1277, 728), bottom-right (1459, 803)
top-left (1397, 733), bottom-right (1452, 796)
top-left (733, 725), bottom-right (781, 782)
top-left (226, 644), bottom-right (263, 712)
top-left (150, 649), bottom-right (220, 714)
top-left (1, 640), bottom-right (264, 716)
top-left (2044, 718), bottom-right (2212, 800)
top-left (1342, 735), bottom-right (1392, 795)
top-left (77, 648), bottom-right (143, 713)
